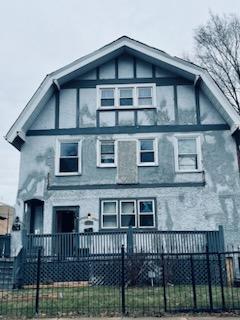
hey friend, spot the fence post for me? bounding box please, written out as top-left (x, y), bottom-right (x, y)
top-left (190, 254), bottom-right (197, 310)
top-left (218, 252), bottom-right (225, 310)
top-left (206, 245), bottom-right (213, 311)
top-left (35, 247), bottom-right (42, 316)
top-left (121, 244), bottom-right (126, 315)
top-left (127, 226), bottom-right (133, 254)
top-left (161, 252), bottom-right (167, 312)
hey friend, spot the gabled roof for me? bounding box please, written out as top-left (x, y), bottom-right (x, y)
top-left (5, 36), bottom-right (240, 149)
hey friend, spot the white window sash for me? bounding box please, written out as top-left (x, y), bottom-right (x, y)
top-left (97, 140), bottom-right (117, 168)
top-left (101, 200), bottom-right (118, 229)
top-left (174, 135), bottom-right (202, 173)
top-left (120, 200), bottom-right (137, 228)
top-left (55, 138), bottom-right (82, 176)
top-left (96, 83), bottom-right (156, 109)
top-left (137, 138), bottom-right (158, 166)
top-left (137, 199), bottom-right (155, 228)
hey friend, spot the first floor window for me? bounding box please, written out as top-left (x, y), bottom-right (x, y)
top-left (120, 200), bottom-right (136, 228)
top-left (138, 200), bottom-right (155, 227)
top-left (138, 139), bottom-right (158, 166)
top-left (101, 201), bottom-right (118, 228)
top-left (101, 198), bottom-right (155, 229)
top-left (175, 136), bottom-right (202, 172)
top-left (56, 139), bottom-right (81, 175)
top-left (97, 140), bottom-right (116, 167)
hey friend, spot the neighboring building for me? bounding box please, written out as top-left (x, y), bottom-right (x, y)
top-left (5, 36), bottom-right (240, 256)
top-left (0, 202), bottom-right (13, 235)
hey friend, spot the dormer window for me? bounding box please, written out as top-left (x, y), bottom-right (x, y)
top-left (97, 84), bottom-right (156, 109)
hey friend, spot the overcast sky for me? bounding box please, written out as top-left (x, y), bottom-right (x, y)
top-left (0, 0), bottom-right (239, 205)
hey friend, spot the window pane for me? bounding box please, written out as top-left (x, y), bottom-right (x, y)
top-left (121, 215), bottom-right (135, 227)
top-left (138, 87), bottom-right (152, 98)
top-left (101, 154), bottom-right (114, 163)
top-left (101, 143), bottom-right (114, 154)
top-left (178, 139), bottom-right (196, 154)
top-left (120, 88), bottom-right (133, 98)
top-left (101, 89), bottom-right (114, 99)
top-left (120, 98), bottom-right (133, 106)
top-left (140, 152), bottom-right (154, 163)
top-left (101, 98), bottom-right (115, 107)
top-left (103, 202), bottom-right (116, 214)
top-left (103, 215), bottom-right (117, 228)
top-left (140, 140), bottom-right (153, 151)
top-left (140, 215), bottom-right (154, 227)
top-left (139, 201), bottom-right (153, 213)
top-left (60, 158), bottom-right (78, 172)
top-left (60, 143), bottom-right (78, 157)
top-left (138, 97), bottom-right (152, 106)
top-left (178, 155), bottom-right (198, 170)
top-left (121, 201), bottom-right (135, 214)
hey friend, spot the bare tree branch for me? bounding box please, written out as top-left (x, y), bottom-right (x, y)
top-left (191, 12), bottom-right (240, 113)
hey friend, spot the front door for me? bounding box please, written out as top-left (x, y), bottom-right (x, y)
top-left (53, 206), bottom-right (79, 257)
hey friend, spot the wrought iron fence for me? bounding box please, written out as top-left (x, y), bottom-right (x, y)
top-left (1, 246), bottom-right (240, 317)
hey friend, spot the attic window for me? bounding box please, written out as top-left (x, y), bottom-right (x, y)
top-left (97, 84), bottom-right (156, 109)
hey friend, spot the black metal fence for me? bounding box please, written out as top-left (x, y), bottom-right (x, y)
top-left (1, 246), bottom-right (240, 318)
top-left (0, 234), bottom-right (11, 257)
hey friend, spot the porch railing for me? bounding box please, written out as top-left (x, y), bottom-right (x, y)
top-left (26, 227), bottom-right (224, 258)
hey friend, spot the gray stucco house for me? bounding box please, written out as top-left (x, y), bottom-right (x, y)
top-left (6, 36), bottom-right (240, 256)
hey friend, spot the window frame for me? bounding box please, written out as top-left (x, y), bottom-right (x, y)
top-left (97, 139), bottom-right (117, 168)
top-left (101, 200), bottom-right (118, 230)
top-left (137, 199), bottom-right (156, 229)
top-left (96, 83), bottom-right (156, 110)
top-left (120, 200), bottom-right (137, 229)
top-left (55, 138), bottom-right (82, 176)
top-left (174, 134), bottom-right (202, 173)
top-left (137, 138), bottom-right (158, 167)
top-left (100, 198), bottom-right (156, 230)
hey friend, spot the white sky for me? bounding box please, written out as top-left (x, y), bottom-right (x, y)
top-left (0, 0), bottom-right (239, 205)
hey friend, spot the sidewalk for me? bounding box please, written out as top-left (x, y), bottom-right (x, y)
top-left (32, 317), bottom-right (240, 320)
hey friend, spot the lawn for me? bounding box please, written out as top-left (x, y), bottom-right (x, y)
top-left (1, 285), bottom-right (240, 318)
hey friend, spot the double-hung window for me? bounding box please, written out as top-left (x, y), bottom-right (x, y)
top-left (119, 87), bottom-right (133, 106)
top-left (56, 139), bottom-right (81, 175)
top-left (120, 200), bottom-right (136, 228)
top-left (100, 88), bottom-right (115, 107)
top-left (175, 135), bottom-right (202, 172)
top-left (100, 198), bottom-right (156, 229)
top-left (97, 140), bottom-right (116, 167)
top-left (101, 200), bottom-right (118, 229)
top-left (138, 138), bottom-right (158, 166)
top-left (138, 87), bottom-right (153, 106)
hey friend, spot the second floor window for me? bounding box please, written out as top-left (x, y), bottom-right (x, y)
top-left (56, 139), bottom-right (81, 175)
top-left (97, 140), bottom-right (116, 167)
top-left (174, 136), bottom-right (202, 172)
top-left (138, 87), bottom-right (152, 106)
top-left (138, 138), bottom-right (158, 166)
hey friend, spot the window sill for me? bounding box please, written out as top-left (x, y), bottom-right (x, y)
top-left (97, 165), bottom-right (116, 168)
top-left (98, 106), bottom-right (156, 111)
top-left (175, 170), bottom-right (203, 174)
top-left (55, 172), bottom-right (82, 177)
top-left (138, 163), bottom-right (158, 167)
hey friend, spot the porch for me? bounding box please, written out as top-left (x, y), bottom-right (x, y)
top-left (25, 226), bottom-right (225, 258)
